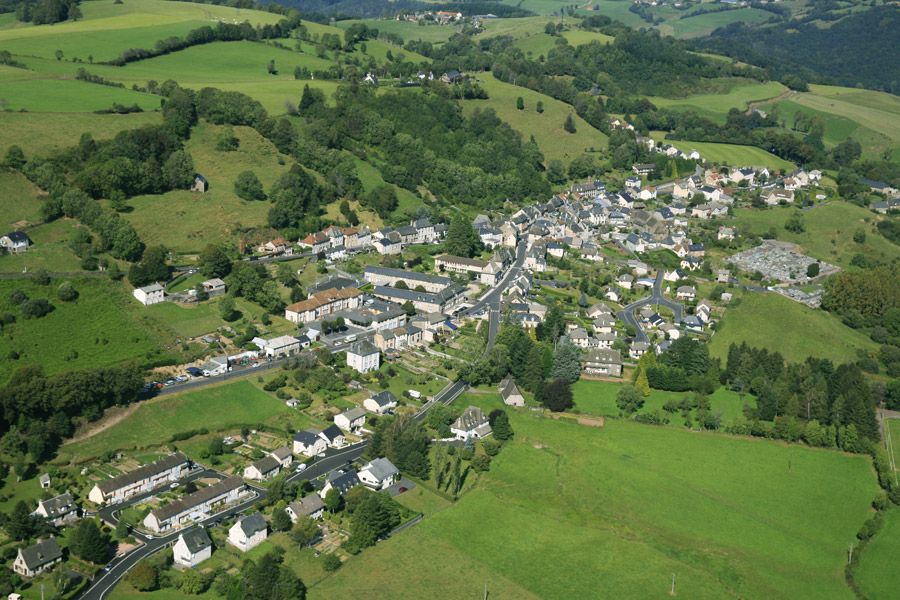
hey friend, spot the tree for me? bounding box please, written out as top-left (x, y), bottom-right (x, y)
top-left (853, 229), bottom-right (866, 244)
top-left (21, 298), bottom-right (52, 319)
top-left (234, 171), bottom-right (266, 201)
top-left (472, 454), bottom-right (491, 472)
top-left (271, 508), bottom-right (292, 532)
top-left (324, 487), bottom-right (342, 513)
top-left (806, 262), bottom-right (820, 278)
top-left (220, 296), bottom-right (240, 322)
top-left (3, 145), bottom-right (25, 169)
top-left (5, 501), bottom-right (36, 540)
top-left (348, 489), bottom-right (401, 549)
top-left (57, 281), bottom-right (78, 302)
top-left (489, 409), bottom-right (513, 441)
top-left (516, 96), bottom-right (524, 111)
top-left (70, 520), bottom-right (110, 563)
top-left (785, 214), bottom-right (805, 233)
top-left (267, 59), bottom-right (277, 75)
top-left (616, 385), bottom-right (644, 415)
top-left (547, 159), bottom-right (567, 184)
top-left (179, 569), bottom-right (210, 594)
top-left (536, 101), bottom-right (544, 114)
top-left (127, 562), bottom-right (158, 592)
top-left (291, 516), bottom-right (321, 546)
top-left (322, 553), bottom-right (341, 572)
top-left (162, 150), bottom-right (195, 190)
top-left (444, 214), bottom-right (481, 258)
top-left (114, 519), bottom-right (129, 539)
top-left (551, 338), bottom-right (581, 384)
top-left (538, 379), bottom-right (573, 412)
top-left (198, 244), bottom-right (231, 278)
top-left (564, 114), bottom-right (576, 133)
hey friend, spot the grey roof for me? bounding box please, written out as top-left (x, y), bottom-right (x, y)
top-left (348, 340), bottom-right (379, 357)
top-left (289, 494), bottom-right (325, 517)
top-left (36, 492), bottom-right (77, 519)
top-left (370, 390), bottom-right (398, 407)
top-left (325, 469), bottom-right (360, 495)
top-left (152, 477), bottom-right (243, 523)
top-left (179, 527), bottom-right (212, 554)
top-left (19, 538), bottom-right (62, 570)
top-left (361, 457), bottom-right (398, 481)
top-left (339, 407), bottom-right (367, 422)
top-left (249, 455), bottom-right (280, 475)
top-left (372, 284), bottom-right (463, 306)
top-left (293, 429), bottom-right (321, 445)
top-left (585, 348), bottom-right (622, 365)
top-left (499, 376), bottom-right (522, 400)
top-left (452, 406), bottom-right (489, 432)
top-left (270, 446), bottom-right (292, 461)
top-left (320, 424), bottom-right (344, 443)
top-left (4, 231), bottom-right (29, 243)
top-left (96, 452), bottom-right (189, 495)
top-left (236, 512), bottom-right (267, 538)
top-left (364, 266), bottom-right (453, 287)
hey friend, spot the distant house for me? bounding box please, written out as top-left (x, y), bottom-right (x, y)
top-left (133, 283), bottom-right (165, 306)
top-left (269, 446), bottom-right (293, 468)
top-left (499, 376), bottom-right (525, 407)
top-left (287, 495), bottom-right (325, 523)
top-left (13, 538), bottom-right (62, 578)
top-left (143, 477), bottom-right (244, 534)
top-left (200, 356), bottom-right (229, 377)
top-left (632, 163), bottom-right (655, 176)
top-left (358, 457), bottom-right (400, 490)
top-left (676, 286), bottom-right (696, 301)
top-left (364, 391), bottom-right (398, 414)
top-left (173, 528), bottom-right (212, 567)
top-left (228, 513), bottom-right (267, 552)
top-left (347, 341), bottom-right (380, 374)
top-left (441, 70), bottom-right (462, 84)
top-left (0, 231), bottom-right (30, 254)
top-left (630, 341), bottom-right (650, 359)
top-left (191, 175), bottom-right (209, 193)
top-left (451, 406), bottom-right (492, 440)
top-left (582, 348), bottom-right (622, 377)
top-left (243, 456), bottom-right (281, 481)
top-left (320, 469), bottom-right (360, 498)
top-left (32, 492), bottom-right (79, 527)
top-left (201, 278), bottom-right (226, 297)
top-left (334, 407), bottom-right (367, 432)
top-left (293, 429), bottom-right (327, 457)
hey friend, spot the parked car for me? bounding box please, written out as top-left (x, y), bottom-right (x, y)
top-left (296, 463), bottom-right (308, 473)
top-left (186, 367), bottom-right (203, 377)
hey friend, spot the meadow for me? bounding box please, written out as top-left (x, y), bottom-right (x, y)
top-left (335, 18), bottom-right (459, 45)
top-left (463, 72), bottom-right (608, 165)
top-left (649, 133), bottom-right (795, 171)
top-left (0, 170), bottom-right (44, 229)
top-left (708, 292), bottom-right (877, 365)
top-left (647, 80), bottom-right (787, 123)
top-left (0, 218), bottom-right (84, 273)
top-left (0, 277), bottom-right (180, 384)
top-left (662, 7), bottom-right (773, 39)
top-left (59, 380), bottom-right (294, 462)
top-left (855, 506), bottom-right (900, 600)
top-left (311, 398), bottom-right (878, 599)
top-left (145, 296), bottom-right (296, 339)
top-left (0, 111), bottom-right (162, 156)
top-left (731, 203), bottom-right (900, 268)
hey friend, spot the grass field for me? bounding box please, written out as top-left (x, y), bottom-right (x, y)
top-left (0, 277), bottom-right (178, 384)
top-left (60, 380), bottom-right (293, 461)
top-left (311, 402), bottom-right (878, 599)
top-left (649, 133), bottom-right (795, 171)
top-left (708, 292), bottom-right (878, 365)
top-left (856, 506), bottom-right (900, 600)
top-left (890, 419), bottom-right (900, 474)
top-left (463, 72), bottom-right (608, 165)
top-left (647, 80), bottom-right (787, 123)
top-left (145, 296), bottom-right (295, 339)
top-left (731, 203), bottom-right (900, 268)
top-left (0, 170), bottom-right (44, 229)
top-left (335, 19), bottom-right (459, 45)
top-left (662, 7), bottom-right (773, 39)
top-left (0, 218), bottom-right (85, 273)
top-left (0, 111), bottom-right (162, 156)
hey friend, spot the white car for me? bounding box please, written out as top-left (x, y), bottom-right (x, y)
top-left (296, 463), bottom-right (308, 473)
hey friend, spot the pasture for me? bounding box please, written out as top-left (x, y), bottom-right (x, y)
top-left (855, 506), bottom-right (900, 600)
top-left (0, 170), bottom-right (44, 229)
top-left (60, 380), bottom-right (293, 461)
top-left (731, 203), bottom-right (900, 268)
top-left (0, 218), bottom-right (83, 273)
top-left (647, 80), bottom-right (786, 123)
top-left (662, 7), bottom-right (773, 39)
top-left (0, 66), bottom-right (161, 112)
top-left (463, 72), bottom-right (608, 165)
top-left (335, 19), bottom-right (459, 45)
top-left (0, 111), bottom-right (162, 156)
top-left (0, 277), bottom-right (179, 384)
top-left (650, 134), bottom-right (795, 171)
top-left (311, 404), bottom-right (878, 599)
top-left (708, 292), bottom-right (877, 365)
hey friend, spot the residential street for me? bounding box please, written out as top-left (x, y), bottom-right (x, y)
top-left (617, 270), bottom-right (684, 343)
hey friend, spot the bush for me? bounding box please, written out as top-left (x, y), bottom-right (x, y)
top-left (57, 281), bottom-right (78, 302)
top-left (21, 298), bottom-right (53, 319)
top-left (322, 553), bottom-right (341, 572)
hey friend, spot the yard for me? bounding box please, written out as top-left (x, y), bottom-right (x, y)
top-left (0, 218), bottom-right (85, 273)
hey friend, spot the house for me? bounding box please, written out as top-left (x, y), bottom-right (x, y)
top-left (587, 303), bottom-right (614, 319)
top-left (632, 163), bottom-right (655, 176)
top-left (39, 474), bottom-right (51, 489)
top-left (319, 424), bottom-right (346, 448)
top-left (568, 327), bottom-right (591, 349)
top-left (0, 231), bottom-right (30, 254)
top-left (592, 314), bottom-right (616, 334)
top-left (374, 324), bottom-right (423, 351)
top-left (717, 226), bottom-right (735, 241)
top-left (320, 469), bottom-right (360, 498)
top-left (89, 452), bottom-right (190, 505)
top-left (362, 72), bottom-right (379, 86)
top-left (660, 323), bottom-right (681, 340)
top-left (13, 538), bottom-right (62, 577)
top-left (201, 278), bottom-right (226, 297)
top-left (228, 513), bottom-right (267, 552)
top-left (764, 188), bottom-right (794, 205)
top-left (191, 175), bottom-right (208, 193)
top-left (173, 528), bottom-right (212, 567)
top-left (364, 390), bottom-right (398, 414)
top-left (200, 355), bottom-right (229, 377)
top-left (334, 407), bottom-right (367, 432)
top-left (243, 456), bottom-right (281, 481)
top-left (616, 274), bottom-right (634, 290)
top-left (254, 335), bottom-right (300, 358)
top-left (441, 70), bottom-right (462, 84)
top-left (32, 492), bottom-right (79, 527)
top-left (143, 477), bottom-right (245, 533)
top-left (133, 283), bottom-right (165, 306)
top-left (499, 375), bottom-right (525, 407)
top-left (582, 348), bottom-right (623, 377)
top-left (292, 429), bottom-right (327, 457)
top-left (358, 457), bottom-right (400, 490)
top-left (451, 406), bottom-right (492, 440)
top-left (630, 341), bottom-right (650, 359)
top-left (676, 286), bottom-right (696, 301)
top-left (346, 340), bottom-right (380, 374)
top-left (284, 287), bottom-right (362, 324)
top-left (364, 266), bottom-right (453, 293)
top-left (287, 495), bottom-right (325, 522)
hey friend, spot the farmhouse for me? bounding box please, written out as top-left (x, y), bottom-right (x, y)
top-left (292, 429), bottom-right (327, 457)
top-left (347, 340), bottom-right (380, 373)
top-left (173, 528), bottom-right (212, 567)
top-left (228, 513), bottom-right (268, 552)
top-left (143, 477), bottom-right (245, 533)
top-left (287, 495), bottom-right (325, 522)
top-left (334, 407), bottom-right (367, 432)
top-left (583, 348), bottom-right (623, 377)
top-left (133, 283), bottom-right (165, 306)
top-left (13, 538), bottom-right (62, 578)
top-left (284, 287), bottom-right (362, 324)
top-left (0, 231), bottom-right (30, 254)
top-left (31, 492), bottom-right (79, 526)
top-left (499, 376), bottom-right (525, 407)
top-left (88, 452), bottom-right (190, 505)
top-left (358, 457), bottom-right (400, 490)
top-left (320, 469), bottom-right (361, 498)
top-left (200, 278), bottom-right (226, 297)
top-left (254, 335), bottom-right (300, 358)
top-left (451, 406), bottom-right (492, 440)
top-left (243, 456), bottom-right (281, 481)
top-left (200, 355), bottom-right (229, 377)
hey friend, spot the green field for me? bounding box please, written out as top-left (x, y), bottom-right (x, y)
top-left (731, 203), bottom-right (900, 268)
top-left (60, 380), bottom-right (293, 461)
top-left (0, 277), bottom-right (178, 383)
top-left (312, 400), bottom-right (878, 599)
top-left (571, 379), bottom-right (754, 424)
top-left (0, 66), bottom-right (161, 112)
top-left (708, 292), bottom-right (878, 365)
top-left (650, 133), bottom-right (795, 171)
top-left (890, 419), bottom-right (900, 474)
top-left (662, 7), bottom-right (774, 39)
top-left (0, 111), bottom-right (162, 156)
top-left (335, 19), bottom-right (459, 45)
top-left (463, 72), bottom-right (608, 165)
top-left (145, 296), bottom-right (295, 339)
top-left (0, 170), bottom-right (44, 229)
top-left (0, 218), bottom-right (84, 273)
top-left (648, 80), bottom-right (787, 123)
top-left (856, 506), bottom-right (900, 600)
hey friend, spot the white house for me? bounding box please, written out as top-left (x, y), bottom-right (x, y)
top-left (133, 283), bottom-right (165, 306)
top-left (255, 335), bottom-right (300, 358)
top-left (31, 492), bottom-right (79, 527)
top-left (0, 231), bottom-right (30, 254)
top-left (451, 406), bottom-right (492, 440)
top-left (227, 513), bottom-right (267, 552)
top-left (499, 376), bottom-right (525, 407)
top-left (320, 469), bottom-right (360, 498)
top-left (173, 528), bottom-right (213, 567)
top-left (269, 446), bottom-right (293, 468)
top-left (292, 429), bottom-right (327, 457)
top-left (243, 456), bottom-right (281, 481)
top-left (318, 425), bottom-right (345, 448)
top-left (13, 539), bottom-right (62, 578)
top-left (334, 407), bottom-right (367, 432)
top-left (88, 452), bottom-right (190, 505)
top-left (346, 340), bottom-right (380, 374)
top-left (143, 477), bottom-right (244, 533)
top-left (363, 390), bottom-right (398, 414)
top-left (358, 457), bottom-right (400, 490)
top-left (200, 356), bottom-right (229, 377)
top-left (676, 286), bottom-right (696, 301)
top-left (286, 495), bottom-right (325, 522)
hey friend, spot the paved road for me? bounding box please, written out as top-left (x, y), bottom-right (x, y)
top-left (461, 238), bottom-right (528, 349)
top-left (617, 270), bottom-right (684, 343)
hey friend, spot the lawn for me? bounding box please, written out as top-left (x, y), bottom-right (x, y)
top-left (855, 506), bottom-right (900, 600)
top-left (649, 134), bottom-right (795, 171)
top-left (60, 380), bottom-right (294, 461)
top-left (708, 292), bottom-right (878, 365)
top-left (647, 80), bottom-right (787, 123)
top-left (0, 218), bottom-right (84, 273)
top-left (462, 72), bottom-right (608, 166)
top-left (0, 111), bottom-right (162, 156)
top-left (311, 408), bottom-right (878, 599)
top-left (731, 203), bottom-right (900, 268)
top-left (0, 276), bottom-right (180, 383)
top-left (144, 296), bottom-right (295, 339)
top-left (0, 170), bottom-right (44, 229)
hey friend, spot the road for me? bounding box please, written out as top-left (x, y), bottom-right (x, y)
top-left (617, 270), bottom-right (684, 343)
top-left (461, 238), bottom-right (528, 349)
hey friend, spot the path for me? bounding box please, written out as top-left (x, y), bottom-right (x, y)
top-left (64, 404), bottom-right (140, 446)
top-left (746, 89), bottom-right (797, 115)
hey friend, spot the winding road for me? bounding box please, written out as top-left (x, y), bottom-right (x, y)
top-left (617, 270), bottom-right (684, 343)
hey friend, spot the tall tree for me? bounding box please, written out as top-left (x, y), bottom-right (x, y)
top-left (444, 215), bottom-right (481, 258)
top-left (551, 338), bottom-right (582, 384)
